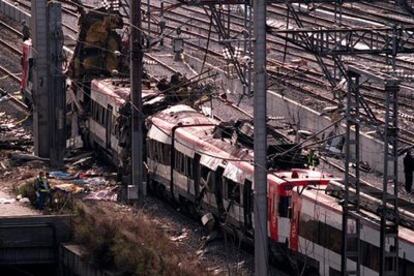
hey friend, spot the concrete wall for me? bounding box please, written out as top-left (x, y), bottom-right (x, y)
top-left (183, 51), bottom-right (405, 182)
top-left (60, 244), bottom-right (116, 276)
top-left (0, 215), bottom-right (72, 265)
top-left (267, 90), bottom-right (405, 182)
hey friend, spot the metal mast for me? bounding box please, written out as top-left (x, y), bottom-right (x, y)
top-left (130, 0), bottom-right (146, 200)
top-left (343, 66), bottom-right (400, 276)
top-left (253, 0), bottom-right (269, 274)
top-left (380, 80), bottom-right (399, 276)
top-left (341, 71), bottom-right (362, 276)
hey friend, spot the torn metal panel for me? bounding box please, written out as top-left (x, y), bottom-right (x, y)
top-left (147, 125), bottom-right (171, 144)
top-left (223, 162), bottom-right (250, 183)
top-left (175, 139), bottom-right (195, 158)
top-left (200, 154), bottom-right (223, 170)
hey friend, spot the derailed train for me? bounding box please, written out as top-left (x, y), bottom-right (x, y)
top-left (85, 77), bottom-right (414, 276)
top-left (20, 4), bottom-right (414, 276)
top-left (21, 36), bottom-right (414, 276)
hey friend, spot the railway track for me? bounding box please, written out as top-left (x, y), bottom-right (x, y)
top-left (16, 0), bottom-right (78, 39)
top-left (2, 1), bottom-right (414, 144)
top-left (0, 64), bottom-right (29, 111)
top-left (3, 0), bottom-right (414, 143)
top-left (152, 2), bottom-right (414, 119)
top-left (13, 0), bottom-right (413, 119)
top-left (1, 0), bottom-right (414, 233)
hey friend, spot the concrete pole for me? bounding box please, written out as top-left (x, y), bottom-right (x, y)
top-left (160, 0), bottom-right (164, 46)
top-left (32, 0), bottom-right (65, 168)
top-left (130, 0), bottom-right (145, 199)
top-left (31, 0), bottom-right (49, 159)
top-left (253, 0), bottom-right (268, 274)
top-left (48, 2), bottom-right (65, 168)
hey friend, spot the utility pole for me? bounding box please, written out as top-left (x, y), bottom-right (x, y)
top-left (48, 2), bottom-right (65, 168)
top-left (160, 0), bottom-right (165, 46)
top-left (341, 71), bottom-right (361, 276)
top-left (253, 0), bottom-right (268, 274)
top-left (130, 0), bottom-right (145, 200)
top-left (32, 0), bottom-right (65, 168)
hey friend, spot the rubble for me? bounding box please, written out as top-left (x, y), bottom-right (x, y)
top-left (0, 113), bottom-right (32, 151)
top-left (0, 100), bottom-right (252, 276)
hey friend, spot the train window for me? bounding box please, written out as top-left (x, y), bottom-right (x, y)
top-left (157, 142), bottom-right (163, 163)
top-left (96, 104), bottom-right (100, 123)
top-left (201, 166), bottom-right (209, 180)
top-left (95, 104), bottom-right (100, 123)
top-left (101, 106), bottom-right (107, 125)
top-left (278, 196), bottom-right (291, 218)
top-left (157, 142), bottom-right (163, 162)
top-left (112, 115), bottom-right (117, 135)
top-left (329, 267), bottom-right (341, 276)
top-left (174, 151), bottom-right (193, 178)
top-left (185, 156), bottom-right (194, 179)
top-left (147, 140), bottom-right (153, 159)
top-left (151, 141), bottom-right (157, 161)
top-left (399, 258), bottom-right (414, 276)
top-left (175, 151), bottom-right (183, 173)
top-left (147, 140), bottom-right (171, 165)
top-left (361, 241), bottom-right (380, 272)
top-left (225, 178), bottom-right (241, 204)
top-left (299, 214), bottom-right (319, 244)
top-left (320, 221), bottom-right (341, 254)
top-left (151, 140), bottom-right (158, 161)
top-left (180, 153), bottom-right (185, 173)
top-left (91, 100), bottom-right (98, 121)
top-left (163, 144), bottom-right (171, 165)
top-left (96, 105), bottom-right (102, 124)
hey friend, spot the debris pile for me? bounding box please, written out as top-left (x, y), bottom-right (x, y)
top-left (0, 112), bottom-right (31, 151)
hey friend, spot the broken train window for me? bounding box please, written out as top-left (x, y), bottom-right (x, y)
top-left (224, 178), bottom-right (241, 205)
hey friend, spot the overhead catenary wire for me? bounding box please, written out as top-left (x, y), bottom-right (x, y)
top-left (14, 0), bottom-right (343, 177)
top-left (69, 73), bottom-right (321, 185)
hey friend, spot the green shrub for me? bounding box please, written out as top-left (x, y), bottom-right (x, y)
top-left (15, 179), bottom-right (36, 203)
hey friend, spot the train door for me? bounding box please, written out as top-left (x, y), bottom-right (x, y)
top-left (193, 153), bottom-right (201, 198)
top-left (278, 187), bottom-right (292, 247)
top-left (290, 191), bottom-right (302, 252)
top-left (106, 105), bottom-right (113, 149)
top-left (243, 179), bottom-right (253, 230)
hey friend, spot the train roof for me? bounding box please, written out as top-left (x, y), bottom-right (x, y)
top-left (149, 104), bottom-right (332, 187)
top-left (91, 78), bottom-right (162, 106)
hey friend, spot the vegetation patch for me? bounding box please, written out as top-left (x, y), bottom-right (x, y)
top-left (73, 202), bottom-right (208, 276)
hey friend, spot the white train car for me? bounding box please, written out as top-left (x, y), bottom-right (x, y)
top-left (87, 78), bottom-right (164, 162)
top-left (146, 105), bottom-right (414, 276)
top-left (85, 80), bottom-right (414, 275)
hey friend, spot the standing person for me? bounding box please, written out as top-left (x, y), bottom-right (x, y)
top-left (21, 20), bottom-right (30, 41)
top-left (404, 151), bottom-right (414, 193)
top-left (34, 171), bottom-right (51, 210)
top-left (307, 149), bottom-right (320, 170)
